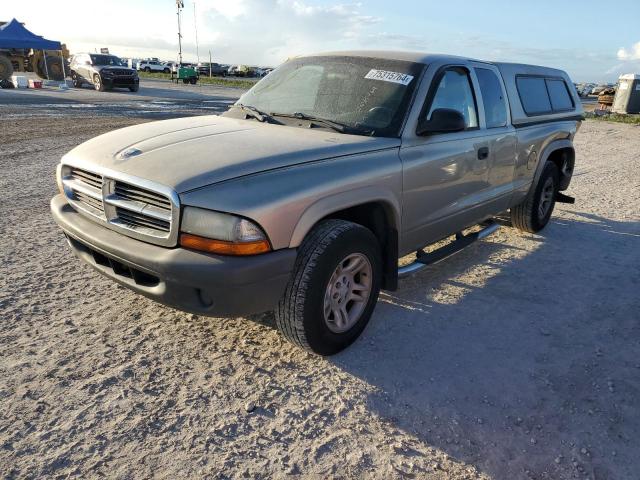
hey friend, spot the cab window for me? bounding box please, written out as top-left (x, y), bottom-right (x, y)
top-left (426, 68), bottom-right (478, 129)
top-left (475, 68), bottom-right (507, 128)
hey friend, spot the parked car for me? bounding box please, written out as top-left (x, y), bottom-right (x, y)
top-left (228, 64), bottom-right (250, 77)
top-left (197, 62), bottom-right (227, 76)
top-left (69, 53), bottom-right (139, 92)
top-left (138, 59), bottom-right (171, 73)
top-left (575, 83), bottom-right (592, 97)
top-left (590, 84), bottom-right (608, 96)
top-left (52, 51), bottom-right (583, 355)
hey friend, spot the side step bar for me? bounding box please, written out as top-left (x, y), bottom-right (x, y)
top-left (398, 222), bottom-right (500, 279)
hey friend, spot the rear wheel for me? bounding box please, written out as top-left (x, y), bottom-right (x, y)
top-left (71, 72), bottom-right (83, 88)
top-left (275, 219), bottom-right (382, 355)
top-left (163, 68), bottom-right (170, 74)
top-left (44, 56), bottom-right (65, 81)
top-left (510, 162), bottom-right (560, 233)
top-left (0, 54), bottom-right (14, 81)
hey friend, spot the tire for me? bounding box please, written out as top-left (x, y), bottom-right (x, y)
top-left (144, 67), bottom-right (151, 72)
top-left (510, 162), bottom-right (560, 233)
top-left (71, 72), bottom-right (83, 88)
top-left (0, 54), bottom-right (14, 81)
top-left (44, 56), bottom-right (65, 81)
top-left (275, 219), bottom-right (382, 355)
top-left (93, 74), bottom-right (105, 92)
top-left (163, 68), bottom-right (170, 74)
top-left (129, 84), bottom-right (139, 92)
top-left (189, 77), bottom-right (197, 85)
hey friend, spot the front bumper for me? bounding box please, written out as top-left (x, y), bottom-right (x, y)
top-left (50, 195), bottom-right (296, 316)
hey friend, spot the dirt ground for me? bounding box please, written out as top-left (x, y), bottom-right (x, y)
top-left (0, 112), bottom-right (639, 479)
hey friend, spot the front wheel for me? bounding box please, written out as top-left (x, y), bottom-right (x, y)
top-left (129, 84), bottom-right (139, 92)
top-left (93, 74), bottom-right (105, 92)
top-left (275, 219), bottom-right (382, 355)
top-left (510, 162), bottom-right (560, 233)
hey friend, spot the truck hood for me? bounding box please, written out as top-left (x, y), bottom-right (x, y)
top-left (62, 115), bottom-right (399, 193)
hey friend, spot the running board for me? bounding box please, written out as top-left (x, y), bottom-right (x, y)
top-left (398, 222), bottom-right (500, 279)
top-left (556, 192), bottom-right (575, 204)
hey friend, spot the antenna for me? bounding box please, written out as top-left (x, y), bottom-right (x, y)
top-left (176, 0), bottom-right (184, 65)
top-left (194, 1), bottom-right (200, 65)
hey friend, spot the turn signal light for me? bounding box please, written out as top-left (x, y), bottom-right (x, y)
top-left (179, 233), bottom-right (271, 256)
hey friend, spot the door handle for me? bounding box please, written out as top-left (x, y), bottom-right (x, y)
top-left (477, 147), bottom-right (489, 160)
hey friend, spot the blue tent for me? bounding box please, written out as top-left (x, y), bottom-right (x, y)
top-left (0, 18), bottom-right (61, 50)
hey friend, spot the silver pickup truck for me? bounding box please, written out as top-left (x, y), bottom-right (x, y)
top-left (51, 51), bottom-right (583, 355)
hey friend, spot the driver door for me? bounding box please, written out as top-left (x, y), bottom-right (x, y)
top-left (400, 65), bottom-right (495, 253)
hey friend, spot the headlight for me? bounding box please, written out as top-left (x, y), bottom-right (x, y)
top-left (179, 207), bottom-right (271, 256)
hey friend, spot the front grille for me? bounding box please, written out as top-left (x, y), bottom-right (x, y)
top-left (107, 69), bottom-right (133, 76)
top-left (62, 165), bottom-right (177, 246)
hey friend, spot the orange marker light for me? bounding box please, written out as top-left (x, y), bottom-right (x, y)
top-left (180, 233), bottom-right (271, 256)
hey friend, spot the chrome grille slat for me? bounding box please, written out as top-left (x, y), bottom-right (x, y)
top-left (70, 168), bottom-right (102, 189)
top-left (64, 177), bottom-right (102, 200)
top-left (115, 208), bottom-right (170, 232)
top-left (114, 184), bottom-right (171, 210)
top-left (75, 191), bottom-right (104, 213)
top-left (104, 195), bottom-right (172, 222)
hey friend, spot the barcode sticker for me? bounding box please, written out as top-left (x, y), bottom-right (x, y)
top-left (365, 69), bottom-right (414, 86)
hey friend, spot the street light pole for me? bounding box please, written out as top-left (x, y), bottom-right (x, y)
top-left (176, 0), bottom-right (184, 66)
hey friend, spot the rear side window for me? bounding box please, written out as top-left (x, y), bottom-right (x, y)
top-left (516, 77), bottom-right (552, 115)
top-left (546, 79), bottom-right (574, 111)
top-left (516, 75), bottom-right (575, 116)
top-left (475, 68), bottom-right (507, 128)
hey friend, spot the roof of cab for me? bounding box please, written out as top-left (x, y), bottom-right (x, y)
top-left (306, 51), bottom-right (569, 76)
top-left (307, 50), bottom-right (476, 65)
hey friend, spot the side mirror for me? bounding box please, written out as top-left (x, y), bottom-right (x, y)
top-left (417, 108), bottom-right (466, 135)
top-left (84, 61), bottom-right (91, 65)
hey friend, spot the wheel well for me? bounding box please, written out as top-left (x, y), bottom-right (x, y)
top-left (323, 202), bottom-right (398, 291)
top-left (546, 147), bottom-right (574, 191)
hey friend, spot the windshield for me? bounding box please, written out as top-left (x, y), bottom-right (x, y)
top-left (90, 54), bottom-right (125, 67)
top-left (233, 55), bottom-right (424, 137)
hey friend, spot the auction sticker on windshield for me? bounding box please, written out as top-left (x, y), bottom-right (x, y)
top-left (365, 69), bottom-right (414, 86)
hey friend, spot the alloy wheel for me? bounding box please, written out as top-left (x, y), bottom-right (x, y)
top-left (323, 253), bottom-right (373, 333)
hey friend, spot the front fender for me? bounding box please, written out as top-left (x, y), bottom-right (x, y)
top-left (288, 186), bottom-right (401, 247)
top-left (179, 148), bottom-right (403, 250)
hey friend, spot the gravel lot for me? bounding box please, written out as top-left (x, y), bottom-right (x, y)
top-left (0, 88), bottom-right (639, 480)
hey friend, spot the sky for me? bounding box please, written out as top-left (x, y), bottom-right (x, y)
top-left (3, 0), bottom-right (640, 82)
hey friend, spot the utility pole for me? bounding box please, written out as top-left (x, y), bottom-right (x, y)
top-left (209, 50), bottom-right (212, 77)
top-left (194, 1), bottom-right (200, 65)
top-left (176, 0), bottom-right (184, 65)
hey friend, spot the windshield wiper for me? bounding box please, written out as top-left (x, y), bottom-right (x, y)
top-left (271, 112), bottom-right (375, 136)
top-left (231, 104), bottom-right (271, 123)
